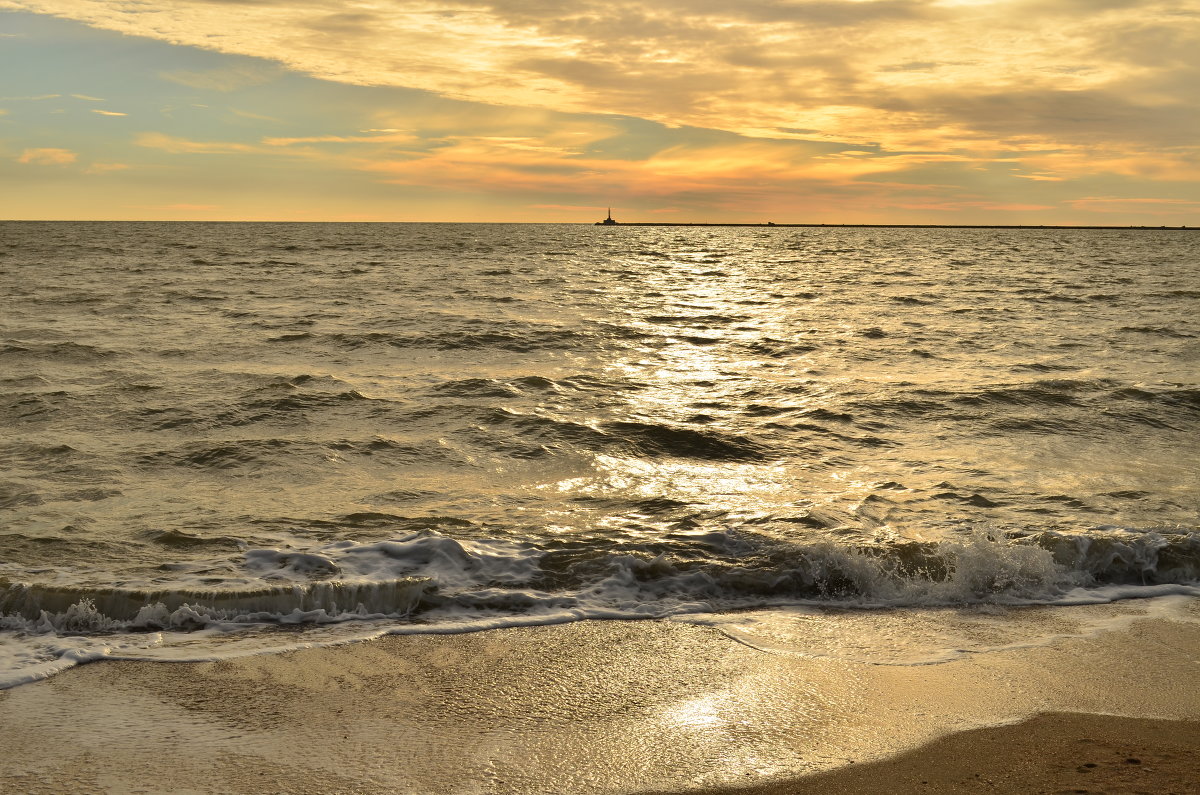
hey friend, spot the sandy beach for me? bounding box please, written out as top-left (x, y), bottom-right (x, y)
top-left (1, 603), bottom-right (1198, 794)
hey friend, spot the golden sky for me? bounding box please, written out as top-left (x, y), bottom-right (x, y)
top-left (1, 0), bottom-right (1198, 222)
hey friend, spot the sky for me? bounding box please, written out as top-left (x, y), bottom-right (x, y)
top-left (1, 0), bottom-right (1198, 223)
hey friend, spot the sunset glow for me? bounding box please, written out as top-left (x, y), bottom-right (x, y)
top-left (2, 0), bottom-right (1197, 223)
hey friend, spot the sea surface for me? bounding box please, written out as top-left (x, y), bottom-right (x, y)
top-left (2, 221), bottom-right (1198, 685)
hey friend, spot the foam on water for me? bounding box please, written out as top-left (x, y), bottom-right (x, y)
top-left (2, 526), bottom-right (1199, 687)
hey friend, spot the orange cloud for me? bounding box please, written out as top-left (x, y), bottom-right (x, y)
top-left (135, 132), bottom-right (264, 155)
top-left (11, 0), bottom-right (1195, 157)
top-left (17, 147), bottom-right (77, 165)
top-left (349, 135), bottom-right (978, 221)
top-left (7, 1), bottom-right (1195, 223)
top-left (359, 134), bottom-right (1001, 203)
top-left (84, 162), bottom-right (130, 174)
top-left (1018, 148), bottom-right (1200, 182)
top-left (888, 200), bottom-right (1056, 213)
top-left (262, 132), bottom-right (419, 147)
top-left (1066, 197), bottom-right (1200, 214)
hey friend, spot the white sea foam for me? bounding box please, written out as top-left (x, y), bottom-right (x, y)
top-left (2, 527), bottom-right (1199, 688)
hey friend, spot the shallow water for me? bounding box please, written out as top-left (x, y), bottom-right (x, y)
top-left (2, 221), bottom-right (1198, 684)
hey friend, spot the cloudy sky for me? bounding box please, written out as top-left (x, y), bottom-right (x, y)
top-left (1, 0), bottom-right (1197, 222)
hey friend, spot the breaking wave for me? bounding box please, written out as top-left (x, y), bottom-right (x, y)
top-left (4, 528), bottom-right (1197, 644)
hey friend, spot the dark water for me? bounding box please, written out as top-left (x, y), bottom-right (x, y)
top-left (2, 222), bottom-right (1198, 683)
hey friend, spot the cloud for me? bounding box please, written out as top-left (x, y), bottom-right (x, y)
top-left (6, 0), bottom-right (1194, 170)
top-left (262, 131), bottom-right (418, 146)
top-left (356, 133), bottom-right (988, 212)
top-left (4, 0), bottom-right (1198, 223)
top-left (71, 93), bottom-right (104, 101)
top-left (887, 199), bottom-right (1056, 213)
top-left (134, 132), bottom-right (263, 154)
top-left (160, 64), bottom-right (283, 92)
top-left (528, 203), bottom-right (605, 211)
top-left (881, 86), bottom-right (1199, 149)
top-left (228, 107), bottom-right (283, 122)
top-left (17, 147), bottom-right (77, 164)
top-left (1017, 148), bottom-right (1200, 182)
top-left (1066, 196), bottom-right (1200, 214)
top-left (84, 162), bottom-right (130, 174)
top-left (91, 109), bottom-right (126, 116)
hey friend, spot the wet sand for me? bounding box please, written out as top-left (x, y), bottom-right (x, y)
top-left (0, 610), bottom-right (1198, 793)
top-left (682, 712), bottom-right (1200, 794)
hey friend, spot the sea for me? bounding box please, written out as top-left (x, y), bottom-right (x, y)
top-left (2, 221), bottom-right (1198, 686)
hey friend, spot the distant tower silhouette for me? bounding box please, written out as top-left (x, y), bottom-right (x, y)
top-left (597, 207), bottom-right (618, 225)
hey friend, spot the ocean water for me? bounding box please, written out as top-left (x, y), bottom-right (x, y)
top-left (2, 221), bottom-right (1198, 686)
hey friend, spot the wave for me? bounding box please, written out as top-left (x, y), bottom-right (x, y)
top-left (0, 390), bottom-right (81, 425)
top-left (0, 442), bottom-right (81, 466)
top-left (239, 389), bottom-right (373, 414)
top-left (1118, 325), bottom-right (1194, 338)
top-left (0, 578), bottom-right (430, 629)
top-left (4, 528), bottom-right (1197, 638)
top-left (955, 381), bottom-right (1091, 407)
top-left (849, 381), bottom-right (1200, 426)
top-left (430, 375), bottom-right (576, 399)
top-left (741, 338), bottom-right (820, 357)
top-left (463, 409), bottom-right (770, 462)
top-left (135, 437), bottom-right (454, 471)
top-left (0, 341), bottom-right (119, 362)
top-left (1113, 385), bottom-right (1200, 412)
top-left (260, 318), bottom-right (659, 353)
top-left (271, 327), bottom-right (606, 353)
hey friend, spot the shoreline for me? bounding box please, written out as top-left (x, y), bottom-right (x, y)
top-left (1, 605), bottom-right (1198, 792)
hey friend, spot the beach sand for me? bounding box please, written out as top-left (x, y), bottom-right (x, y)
top-left (1, 607), bottom-right (1198, 794)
